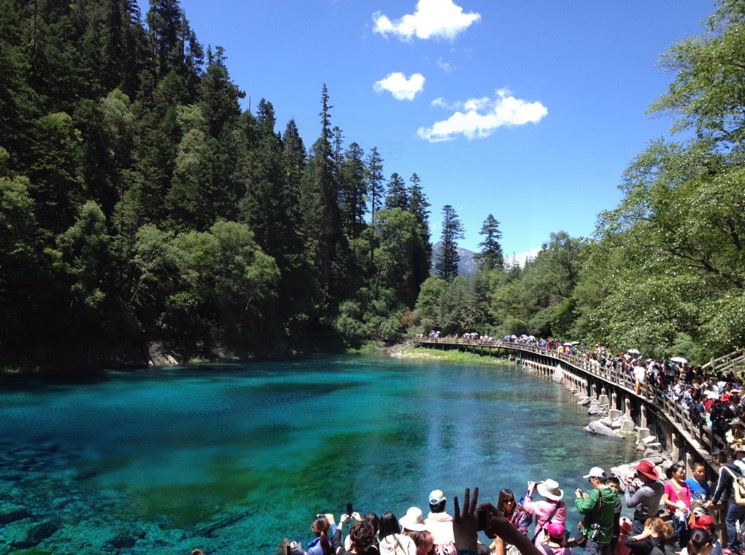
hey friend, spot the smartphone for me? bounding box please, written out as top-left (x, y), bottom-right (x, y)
top-left (346, 503), bottom-right (354, 516)
top-left (477, 508), bottom-right (488, 531)
top-left (285, 545), bottom-right (291, 555)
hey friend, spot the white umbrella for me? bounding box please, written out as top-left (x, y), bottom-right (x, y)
top-left (627, 348), bottom-right (640, 355)
top-left (670, 356), bottom-right (688, 364)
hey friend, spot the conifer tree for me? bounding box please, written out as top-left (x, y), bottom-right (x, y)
top-left (436, 205), bottom-right (464, 283)
top-left (384, 172), bottom-right (408, 210)
top-left (476, 214), bottom-right (505, 271)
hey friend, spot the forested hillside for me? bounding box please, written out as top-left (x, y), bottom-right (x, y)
top-left (3, 0), bottom-right (745, 372)
top-left (0, 0), bottom-right (432, 370)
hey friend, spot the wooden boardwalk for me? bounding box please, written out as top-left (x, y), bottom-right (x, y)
top-left (412, 338), bottom-right (745, 466)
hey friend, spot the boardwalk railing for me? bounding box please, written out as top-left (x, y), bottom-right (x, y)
top-left (413, 338), bottom-right (732, 460)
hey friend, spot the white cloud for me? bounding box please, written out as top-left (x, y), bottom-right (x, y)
top-left (372, 0), bottom-right (481, 41)
top-left (418, 89), bottom-right (548, 142)
top-left (374, 72), bottom-right (426, 101)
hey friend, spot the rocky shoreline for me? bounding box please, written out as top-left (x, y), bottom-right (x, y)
top-left (576, 392), bottom-right (675, 486)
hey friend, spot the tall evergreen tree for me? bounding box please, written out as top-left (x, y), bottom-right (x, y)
top-left (475, 214), bottom-right (505, 271)
top-left (436, 204), bottom-right (464, 283)
top-left (407, 173), bottom-right (432, 302)
top-left (384, 172), bottom-right (408, 210)
top-left (338, 142), bottom-right (367, 239)
top-left (365, 146), bottom-right (385, 269)
top-left (366, 146), bottom-right (385, 222)
top-left (305, 84), bottom-right (341, 298)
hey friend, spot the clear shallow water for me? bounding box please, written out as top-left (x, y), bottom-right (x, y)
top-left (0, 355), bottom-right (636, 554)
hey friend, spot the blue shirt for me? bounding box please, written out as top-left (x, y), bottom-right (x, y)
top-left (685, 477), bottom-right (711, 501)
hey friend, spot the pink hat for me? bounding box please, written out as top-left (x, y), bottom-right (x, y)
top-left (545, 523), bottom-right (565, 540)
top-left (620, 517), bottom-right (633, 533)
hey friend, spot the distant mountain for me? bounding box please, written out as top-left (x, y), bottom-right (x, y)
top-left (431, 243), bottom-right (479, 278)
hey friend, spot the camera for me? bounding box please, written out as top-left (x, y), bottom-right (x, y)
top-left (477, 508), bottom-right (488, 531)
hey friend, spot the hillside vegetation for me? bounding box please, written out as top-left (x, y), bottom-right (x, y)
top-left (1, 0), bottom-right (744, 371)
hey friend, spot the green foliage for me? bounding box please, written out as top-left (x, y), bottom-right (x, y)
top-left (6, 0), bottom-right (743, 371)
top-left (475, 214), bottom-right (504, 271)
top-left (435, 204), bottom-right (464, 283)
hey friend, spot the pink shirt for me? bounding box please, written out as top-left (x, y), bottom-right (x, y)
top-left (522, 496), bottom-right (567, 539)
top-left (664, 481), bottom-right (692, 510)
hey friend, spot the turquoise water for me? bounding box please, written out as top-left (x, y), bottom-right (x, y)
top-left (0, 355), bottom-right (636, 554)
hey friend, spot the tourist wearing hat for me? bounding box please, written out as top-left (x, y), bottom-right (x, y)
top-left (624, 460), bottom-right (664, 535)
top-left (575, 467), bottom-right (618, 555)
top-left (537, 522), bottom-right (571, 555)
top-left (524, 479), bottom-right (567, 545)
top-left (689, 514), bottom-right (723, 555)
top-left (614, 517), bottom-right (633, 555)
top-left (424, 489), bottom-right (456, 554)
top-left (399, 507), bottom-right (427, 533)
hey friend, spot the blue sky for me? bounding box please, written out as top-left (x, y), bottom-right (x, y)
top-left (150, 0), bottom-right (716, 261)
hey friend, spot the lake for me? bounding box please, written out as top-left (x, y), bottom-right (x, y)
top-left (0, 354), bottom-right (637, 554)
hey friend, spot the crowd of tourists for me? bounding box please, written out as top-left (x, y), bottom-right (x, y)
top-left (474, 334), bottom-right (745, 452)
top-left (262, 454), bottom-right (745, 555)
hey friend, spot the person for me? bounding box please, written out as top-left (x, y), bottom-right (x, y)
top-left (333, 516), bottom-right (379, 555)
top-left (661, 463), bottom-right (692, 548)
top-left (524, 479), bottom-right (567, 543)
top-left (733, 443), bottom-right (745, 474)
top-left (614, 517), bottom-right (632, 555)
top-left (400, 506), bottom-right (427, 535)
top-left (679, 528), bottom-right (714, 555)
top-left (537, 522), bottom-right (571, 555)
top-left (450, 486), bottom-right (542, 555)
top-left (575, 467), bottom-right (617, 555)
top-left (344, 513), bottom-right (380, 551)
top-left (425, 489), bottom-right (456, 555)
top-left (291, 514), bottom-right (336, 555)
top-left (623, 460), bottom-right (664, 535)
top-left (606, 477), bottom-right (623, 554)
top-left (489, 489), bottom-right (532, 555)
top-left (690, 514), bottom-right (723, 555)
top-left (406, 530), bottom-right (434, 555)
top-left (711, 450), bottom-right (745, 554)
top-left (686, 462), bottom-right (713, 510)
top-left (623, 517), bottom-right (674, 555)
top-left (378, 511), bottom-right (417, 555)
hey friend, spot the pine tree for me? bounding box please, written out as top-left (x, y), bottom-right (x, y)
top-left (365, 146), bottom-right (385, 270)
top-left (476, 214), bottom-right (505, 271)
top-left (436, 204), bottom-right (464, 283)
top-left (407, 173), bottom-right (432, 302)
top-left (338, 142), bottom-right (367, 239)
top-left (384, 172), bottom-right (408, 210)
